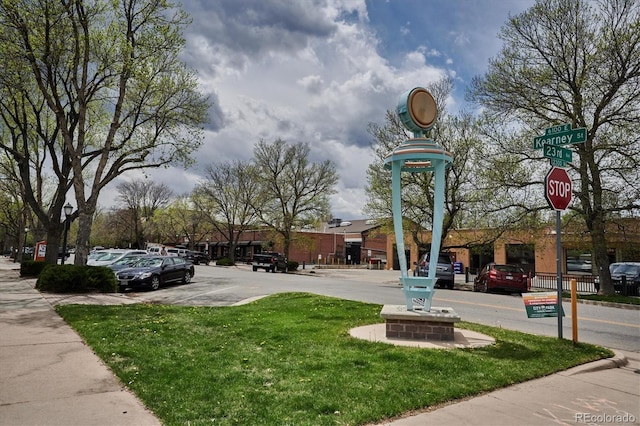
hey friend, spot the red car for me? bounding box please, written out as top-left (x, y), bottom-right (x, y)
top-left (473, 263), bottom-right (528, 294)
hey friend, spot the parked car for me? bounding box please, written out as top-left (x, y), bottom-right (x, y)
top-left (414, 252), bottom-right (455, 289)
top-left (107, 254), bottom-right (151, 273)
top-left (116, 256), bottom-right (195, 291)
top-left (252, 252), bottom-right (287, 273)
top-left (473, 263), bottom-right (528, 294)
top-left (147, 246), bottom-right (162, 255)
top-left (165, 247), bottom-right (188, 257)
top-left (609, 262), bottom-right (640, 296)
top-left (87, 249), bottom-right (148, 266)
top-left (185, 250), bottom-right (210, 265)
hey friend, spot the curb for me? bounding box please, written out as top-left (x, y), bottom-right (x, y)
top-left (567, 350), bottom-right (629, 375)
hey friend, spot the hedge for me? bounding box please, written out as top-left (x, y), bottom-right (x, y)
top-left (35, 264), bottom-right (117, 293)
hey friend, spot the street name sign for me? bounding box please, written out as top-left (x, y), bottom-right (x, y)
top-left (533, 125), bottom-right (587, 150)
top-left (545, 167), bottom-right (572, 211)
top-left (543, 144), bottom-right (572, 163)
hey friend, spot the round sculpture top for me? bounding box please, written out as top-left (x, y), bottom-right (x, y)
top-left (397, 87), bottom-right (438, 133)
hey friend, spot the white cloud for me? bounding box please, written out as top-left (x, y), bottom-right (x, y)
top-left (100, 0), bottom-right (534, 221)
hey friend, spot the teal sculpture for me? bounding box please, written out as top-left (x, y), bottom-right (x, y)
top-left (384, 88), bottom-right (453, 311)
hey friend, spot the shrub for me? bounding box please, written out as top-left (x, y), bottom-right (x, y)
top-left (36, 264), bottom-right (117, 293)
top-left (20, 260), bottom-right (48, 277)
top-left (216, 258), bottom-right (234, 266)
top-left (85, 266), bottom-right (118, 293)
top-left (287, 260), bottom-right (299, 271)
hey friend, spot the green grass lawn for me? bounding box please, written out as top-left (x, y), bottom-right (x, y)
top-left (56, 293), bottom-right (613, 426)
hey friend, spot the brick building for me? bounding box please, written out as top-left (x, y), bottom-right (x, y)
top-left (197, 217), bottom-right (638, 275)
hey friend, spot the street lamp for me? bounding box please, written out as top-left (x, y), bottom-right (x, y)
top-left (22, 227), bottom-right (29, 263)
top-left (61, 203), bottom-right (73, 265)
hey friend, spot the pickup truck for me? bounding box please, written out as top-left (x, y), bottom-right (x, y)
top-left (252, 252), bottom-right (287, 273)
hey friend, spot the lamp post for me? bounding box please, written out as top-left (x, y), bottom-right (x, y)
top-left (22, 227), bottom-right (29, 263)
top-left (61, 203), bottom-right (72, 265)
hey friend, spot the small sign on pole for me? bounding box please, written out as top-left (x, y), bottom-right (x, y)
top-left (522, 292), bottom-right (565, 318)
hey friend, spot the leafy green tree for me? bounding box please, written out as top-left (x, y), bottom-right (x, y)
top-left (150, 196), bottom-right (208, 250)
top-left (0, 156), bottom-right (30, 260)
top-left (468, 0), bottom-right (640, 294)
top-left (252, 139), bottom-right (338, 260)
top-left (192, 161), bottom-right (258, 263)
top-left (0, 0), bottom-right (208, 264)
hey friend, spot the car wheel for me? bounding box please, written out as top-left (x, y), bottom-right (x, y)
top-left (252, 266), bottom-right (258, 271)
top-left (447, 281), bottom-right (454, 290)
top-left (183, 270), bottom-right (192, 284)
top-left (150, 275), bottom-right (161, 291)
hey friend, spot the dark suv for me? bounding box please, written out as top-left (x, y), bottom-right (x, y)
top-left (414, 252), bottom-right (455, 289)
top-left (610, 262), bottom-right (640, 296)
top-left (252, 252), bottom-right (287, 273)
top-left (185, 250), bottom-right (211, 265)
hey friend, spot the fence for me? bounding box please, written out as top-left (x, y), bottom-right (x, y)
top-left (463, 269), bottom-right (599, 294)
top-left (531, 273), bottom-right (598, 293)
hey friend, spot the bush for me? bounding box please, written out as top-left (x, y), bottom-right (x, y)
top-left (216, 258), bottom-right (234, 266)
top-left (287, 261), bottom-right (299, 271)
top-left (85, 266), bottom-right (118, 293)
top-left (20, 260), bottom-right (48, 277)
top-left (36, 264), bottom-right (117, 293)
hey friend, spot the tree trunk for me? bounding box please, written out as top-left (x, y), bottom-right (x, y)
top-left (590, 213), bottom-right (614, 295)
top-left (73, 210), bottom-right (95, 266)
top-left (44, 222), bottom-right (64, 265)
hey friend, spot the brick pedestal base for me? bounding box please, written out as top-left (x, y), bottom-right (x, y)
top-left (380, 305), bottom-right (461, 341)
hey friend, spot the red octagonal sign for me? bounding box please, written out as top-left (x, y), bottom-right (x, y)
top-left (545, 167), bottom-right (572, 211)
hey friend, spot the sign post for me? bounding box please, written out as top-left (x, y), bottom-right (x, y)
top-left (534, 123), bottom-right (586, 339)
top-left (545, 166), bottom-right (572, 340)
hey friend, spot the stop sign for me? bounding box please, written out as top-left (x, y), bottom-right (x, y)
top-left (545, 167), bottom-right (572, 210)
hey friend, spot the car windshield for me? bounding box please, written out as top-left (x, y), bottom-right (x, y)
top-left (96, 252), bottom-right (126, 261)
top-left (135, 258), bottom-right (163, 267)
top-left (613, 264), bottom-right (640, 275)
top-left (88, 251), bottom-right (107, 260)
top-left (113, 256), bottom-right (140, 265)
top-left (494, 265), bottom-right (523, 273)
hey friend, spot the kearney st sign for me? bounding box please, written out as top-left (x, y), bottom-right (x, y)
top-left (533, 124), bottom-right (587, 150)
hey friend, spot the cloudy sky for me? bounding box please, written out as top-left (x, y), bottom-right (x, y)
top-left (108, 0), bottom-right (535, 219)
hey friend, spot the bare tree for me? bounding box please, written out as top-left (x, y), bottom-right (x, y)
top-left (468, 0), bottom-right (640, 294)
top-left (192, 160), bottom-right (258, 263)
top-left (116, 180), bottom-right (173, 248)
top-left (252, 139), bottom-right (338, 260)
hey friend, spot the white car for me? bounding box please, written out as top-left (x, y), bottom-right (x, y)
top-left (87, 249), bottom-right (148, 266)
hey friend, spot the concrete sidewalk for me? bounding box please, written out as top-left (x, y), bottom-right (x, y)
top-left (0, 258), bottom-right (638, 426)
top-left (0, 261), bottom-right (160, 426)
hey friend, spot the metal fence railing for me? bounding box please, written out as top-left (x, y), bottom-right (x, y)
top-left (531, 273), bottom-right (598, 294)
top-left (463, 269), bottom-right (599, 294)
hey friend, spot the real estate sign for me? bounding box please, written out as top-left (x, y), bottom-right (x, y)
top-left (522, 292), bottom-right (565, 318)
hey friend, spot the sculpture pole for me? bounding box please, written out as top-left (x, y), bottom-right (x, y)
top-left (384, 87), bottom-right (452, 311)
